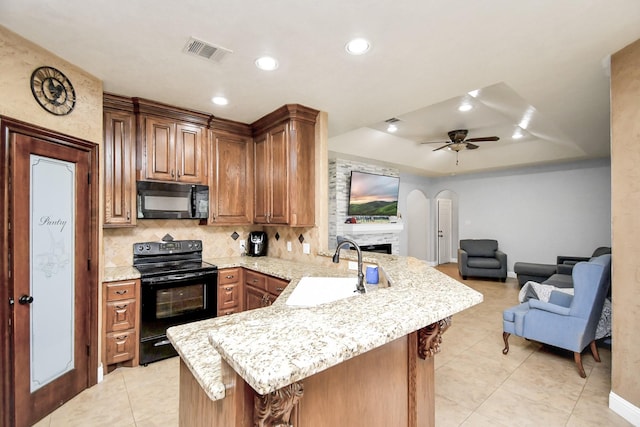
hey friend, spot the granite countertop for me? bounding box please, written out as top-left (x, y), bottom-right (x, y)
top-left (166, 254), bottom-right (483, 400)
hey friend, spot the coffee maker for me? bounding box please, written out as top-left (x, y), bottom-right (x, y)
top-left (247, 231), bottom-right (268, 257)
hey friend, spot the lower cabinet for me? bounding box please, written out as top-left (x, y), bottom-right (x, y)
top-left (244, 269), bottom-right (288, 311)
top-left (217, 268), bottom-right (243, 315)
top-left (102, 279), bottom-right (140, 372)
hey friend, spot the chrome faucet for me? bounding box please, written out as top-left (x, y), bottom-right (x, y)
top-left (332, 237), bottom-right (366, 294)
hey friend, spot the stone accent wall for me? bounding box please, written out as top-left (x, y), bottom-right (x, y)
top-left (328, 158), bottom-right (401, 254)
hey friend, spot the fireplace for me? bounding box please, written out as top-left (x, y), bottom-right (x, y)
top-left (360, 243), bottom-right (392, 254)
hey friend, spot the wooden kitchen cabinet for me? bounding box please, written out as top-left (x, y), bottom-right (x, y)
top-left (102, 279), bottom-right (140, 371)
top-left (135, 98), bottom-right (209, 184)
top-left (103, 94), bottom-right (136, 227)
top-left (251, 104), bottom-right (319, 226)
top-left (243, 269), bottom-right (288, 311)
top-left (218, 267), bottom-right (243, 315)
top-left (206, 119), bottom-right (254, 225)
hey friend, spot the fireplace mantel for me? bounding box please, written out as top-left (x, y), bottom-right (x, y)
top-left (342, 222), bottom-right (404, 234)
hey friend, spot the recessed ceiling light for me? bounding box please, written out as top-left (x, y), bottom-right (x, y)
top-left (345, 38), bottom-right (370, 55)
top-left (467, 89), bottom-right (479, 98)
top-left (211, 96), bottom-right (228, 106)
top-left (458, 103), bottom-right (473, 112)
top-left (255, 56), bottom-right (279, 71)
top-left (387, 124), bottom-right (398, 133)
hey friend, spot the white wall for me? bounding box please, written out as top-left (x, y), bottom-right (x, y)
top-left (427, 159), bottom-right (611, 272)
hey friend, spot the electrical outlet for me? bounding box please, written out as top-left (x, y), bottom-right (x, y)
top-left (348, 261), bottom-right (358, 270)
top-left (287, 241), bottom-right (292, 252)
top-left (239, 241), bottom-right (246, 252)
top-left (302, 243), bottom-right (310, 254)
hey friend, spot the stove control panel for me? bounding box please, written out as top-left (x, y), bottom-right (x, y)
top-left (133, 240), bottom-right (202, 255)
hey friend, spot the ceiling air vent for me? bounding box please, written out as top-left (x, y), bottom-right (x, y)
top-left (182, 37), bottom-right (232, 62)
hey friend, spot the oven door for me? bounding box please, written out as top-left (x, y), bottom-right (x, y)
top-left (140, 270), bottom-right (217, 364)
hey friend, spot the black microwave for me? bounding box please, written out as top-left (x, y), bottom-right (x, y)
top-left (137, 181), bottom-right (209, 219)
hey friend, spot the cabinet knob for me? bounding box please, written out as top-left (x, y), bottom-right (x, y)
top-left (276, 287), bottom-right (284, 292)
top-left (126, 211), bottom-right (130, 221)
top-left (171, 169), bottom-right (175, 178)
top-left (115, 290), bottom-right (128, 295)
top-left (225, 275), bottom-right (234, 279)
top-left (225, 287), bottom-right (233, 291)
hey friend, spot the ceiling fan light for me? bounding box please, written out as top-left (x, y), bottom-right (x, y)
top-left (512, 128), bottom-right (524, 139)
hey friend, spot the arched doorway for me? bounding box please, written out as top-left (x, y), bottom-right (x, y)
top-left (407, 189), bottom-right (429, 261)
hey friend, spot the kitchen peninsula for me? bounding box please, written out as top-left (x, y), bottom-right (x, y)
top-left (167, 253), bottom-right (482, 427)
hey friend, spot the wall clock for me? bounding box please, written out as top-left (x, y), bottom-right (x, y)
top-left (30, 66), bottom-right (76, 116)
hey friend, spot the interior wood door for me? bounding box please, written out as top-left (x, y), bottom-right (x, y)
top-left (437, 199), bottom-right (452, 265)
top-left (9, 132), bottom-right (95, 427)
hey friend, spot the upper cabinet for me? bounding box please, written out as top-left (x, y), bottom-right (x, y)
top-left (251, 104), bottom-right (318, 226)
top-left (102, 95), bottom-right (319, 228)
top-left (103, 94), bottom-right (136, 227)
top-left (206, 119), bottom-right (254, 225)
top-left (134, 98), bottom-right (208, 184)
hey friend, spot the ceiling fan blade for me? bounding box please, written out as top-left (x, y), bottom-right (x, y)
top-left (465, 142), bottom-right (479, 150)
top-left (465, 136), bottom-right (500, 143)
top-left (432, 144), bottom-right (451, 152)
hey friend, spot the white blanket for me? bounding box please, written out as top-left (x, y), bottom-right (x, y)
top-left (518, 281), bottom-right (611, 340)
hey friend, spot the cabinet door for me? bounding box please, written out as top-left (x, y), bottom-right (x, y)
top-left (266, 276), bottom-right (288, 297)
top-left (143, 116), bottom-right (176, 181)
top-left (218, 283), bottom-right (239, 312)
top-left (268, 124), bottom-right (289, 224)
top-left (105, 330), bottom-right (136, 365)
top-left (245, 286), bottom-right (266, 311)
top-left (105, 300), bottom-right (137, 332)
top-left (210, 132), bottom-right (253, 224)
top-left (176, 123), bottom-right (205, 183)
top-left (253, 133), bottom-right (270, 223)
top-left (103, 110), bottom-right (136, 226)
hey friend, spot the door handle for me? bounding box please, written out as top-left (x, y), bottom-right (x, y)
top-left (18, 295), bottom-right (34, 305)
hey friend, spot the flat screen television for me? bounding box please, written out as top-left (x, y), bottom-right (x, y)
top-left (347, 171), bottom-right (400, 216)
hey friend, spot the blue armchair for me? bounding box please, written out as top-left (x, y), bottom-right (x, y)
top-left (502, 254), bottom-right (611, 377)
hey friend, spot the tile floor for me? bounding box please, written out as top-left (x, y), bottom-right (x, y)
top-left (33, 263), bottom-right (631, 426)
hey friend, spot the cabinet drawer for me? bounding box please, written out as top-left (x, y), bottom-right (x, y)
top-left (105, 330), bottom-right (136, 364)
top-left (245, 270), bottom-right (267, 290)
top-left (105, 300), bottom-right (137, 332)
top-left (219, 308), bottom-right (239, 316)
top-left (266, 276), bottom-right (288, 296)
top-left (105, 280), bottom-right (136, 301)
top-left (219, 268), bottom-right (241, 285)
top-left (218, 282), bottom-right (240, 312)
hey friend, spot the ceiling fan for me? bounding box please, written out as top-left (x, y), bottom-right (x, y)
top-left (421, 129), bottom-right (499, 152)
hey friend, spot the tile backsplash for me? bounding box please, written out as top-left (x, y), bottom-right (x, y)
top-left (102, 220), bottom-right (323, 268)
